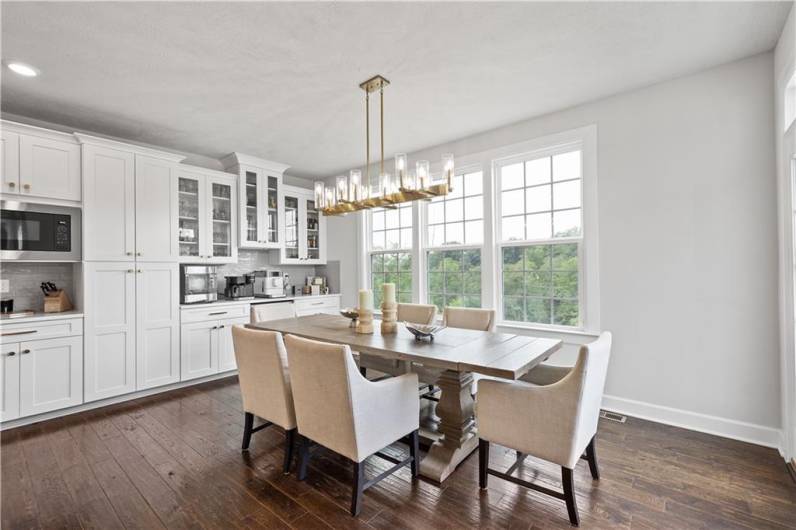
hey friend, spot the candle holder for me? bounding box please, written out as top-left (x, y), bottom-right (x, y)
top-left (356, 308), bottom-right (374, 334)
top-left (380, 302), bottom-right (398, 334)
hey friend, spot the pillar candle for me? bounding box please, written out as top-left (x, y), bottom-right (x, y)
top-left (382, 283), bottom-right (396, 305)
top-left (358, 289), bottom-right (373, 311)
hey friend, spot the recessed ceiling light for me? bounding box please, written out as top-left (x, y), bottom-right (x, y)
top-left (7, 62), bottom-right (39, 77)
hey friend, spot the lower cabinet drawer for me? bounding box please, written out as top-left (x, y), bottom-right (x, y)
top-left (294, 296), bottom-right (340, 312)
top-left (180, 303), bottom-right (250, 324)
top-left (0, 317), bottom-right (83, 345)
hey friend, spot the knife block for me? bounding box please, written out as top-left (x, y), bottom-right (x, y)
top-left (44, 290), bottom-right (73, 313)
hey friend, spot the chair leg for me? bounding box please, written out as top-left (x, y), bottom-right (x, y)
top-left (241, 412), bottom-right (254, 451)
top-left (283, 428), bottom-right (297, 474)
top-left (351, 460), bottom-right (365, 516)
top-left (478, 439), bottom-right (489, 489)
top-left (359, 366), bottom-right (367, 377)
top-left (297, 435), bottom-right (311, 481)
top-left (408, 430), bottom-right (420, 477)
top-left (585, 436), bottom-right (600, 480)
top-left (561, 467), bottom-right (579, 527)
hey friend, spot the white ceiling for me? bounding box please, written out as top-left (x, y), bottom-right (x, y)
top-left (1, 2), bottom-right (791, 178)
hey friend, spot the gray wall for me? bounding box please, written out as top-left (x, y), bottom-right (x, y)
top-left (0, 262), bottom-right (78, 312)
top-left (326, 52), bottom-right (782, 437)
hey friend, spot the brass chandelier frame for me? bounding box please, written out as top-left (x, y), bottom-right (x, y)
top-left (319, 75), bottom-right (452, 216)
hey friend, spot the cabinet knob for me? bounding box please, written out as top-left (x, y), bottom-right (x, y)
top-left (137, 269), bottom-right (142, 273)
top-left (21, 349), bottom-right (31, 355)
top-left (136, 252), bottom-right (142, 256)
top-left (7, 182), bottom-right (15, 188)
top-left (3, 351), bottom-right (15, 356)
top-left (22, 183), bottom-right (30, 190)
top-left (126, 252), bottom-right (133, 256)
top-left (127, 269), bottom-right (135, 273)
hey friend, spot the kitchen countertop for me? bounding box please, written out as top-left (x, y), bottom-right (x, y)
top-left (0, 309), bottom-right (84, 325)
top-left (180, 293), bottom-right (341, 309)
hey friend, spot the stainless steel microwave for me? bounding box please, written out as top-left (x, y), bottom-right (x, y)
top-left (0, 201), bottom-right (81, 261)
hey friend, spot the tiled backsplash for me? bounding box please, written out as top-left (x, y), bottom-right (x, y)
top-left (0, 262), bottom-right (78, 312)
top-left (216, 250), bottom-right (321, 292)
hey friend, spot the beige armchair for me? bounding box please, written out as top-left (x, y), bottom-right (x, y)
top-left (442, 306), bottom-right (496, 331)
top-left (231, 325), bottom-right (297, 473)
top-left (359, 303), bottom-right (437, 380)
top-left (475, 332), bottom-right (612, 527)
top-left (284, 334), bottom-right (421, 516)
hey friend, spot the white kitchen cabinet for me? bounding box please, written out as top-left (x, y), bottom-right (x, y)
top-left (1, 343), bottom-right (21, 422)
top-left (136, 155), bottom-right (179, 262)
top-left (177, 168), bottom-right (238, 264)
top-left (294, 295), bottom-right (341, 317)
top-left (18, 134), bottom-right (81, 202)
top-left (19, 335), bottom-right (83, 417)
top-left (280, 185), bottom-right (327, 265)
top-left (83, 145), bottom-right (136, 261)
top-left (136, 262), bottom-right (180, 389)
top-left (217, 316), bottom-right (249, 372)
top-left (1, 129), bottom-right (20, 195)
top-left (221, 153), bottom-right (289, 250)
top-left (84, 262), bottom-right (137, 402)
top-left (181, 320), bottom-right (218, 381)
top-left (78, 134), bottom-right (185, 262)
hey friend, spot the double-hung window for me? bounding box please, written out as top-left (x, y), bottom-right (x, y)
top-left (497, 148), bottom-right (584, 328)
top-left (425, 170), bottom-right (484, 312)
top-left (369, 204), bottom-right (413, 307)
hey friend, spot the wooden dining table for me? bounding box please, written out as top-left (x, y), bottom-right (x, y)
top-left (248, 313), bottom-right (562, 483)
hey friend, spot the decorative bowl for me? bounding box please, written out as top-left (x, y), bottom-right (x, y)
top-left (340, 308), bottom-right (359, 327)
top-left (403, 321), bottom-right (445, 342)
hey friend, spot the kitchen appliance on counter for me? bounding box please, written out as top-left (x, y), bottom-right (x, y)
top-left (181, 264), bottom-right (218, 304)
top-left (253, 269), bottom-right (286, 298)
top-left (0, 201), bottom-right (81, 261)
top-left (224, 274), bottom-right (254, 300)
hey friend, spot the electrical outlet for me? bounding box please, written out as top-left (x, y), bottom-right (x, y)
top-left (0, 279), bottom-right (8, 293)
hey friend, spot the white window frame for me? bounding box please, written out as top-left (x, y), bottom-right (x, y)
top-left (421, 164), bottom-right (486, 311)
top-left (356, 125), bottom-right (599, 337)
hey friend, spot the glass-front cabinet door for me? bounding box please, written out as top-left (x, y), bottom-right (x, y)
top-left (284, 195), bottom-right (300, 260)
top-left (206, 175), bottom-right (237, 263)
top-left (178, 175), bottom-right (202, 259)
top-left (266, 175), bottom-right (280, 245)
top-left (280, 186), bottom-right (326, 265)
top-left (242, 169), bottom-right (260, 247)
top-left (305, 198), bottom-right (320, 261)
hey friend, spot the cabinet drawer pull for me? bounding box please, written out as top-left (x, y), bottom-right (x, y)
top-left (208, 311), bottom-right (227, 316)
top-left (1, 330), bottom-right (37, 337)
top-left (21, 349), bottom-right (31, 354)
top-left (218, 324), bottom-right (225, 329)
top-left (312, 302), bottom-right (323, 306)
top-left (3, 351), bottom-right (16, 356)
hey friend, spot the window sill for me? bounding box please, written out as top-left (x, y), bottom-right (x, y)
top-left (495, 320), bottom-right (599, 344)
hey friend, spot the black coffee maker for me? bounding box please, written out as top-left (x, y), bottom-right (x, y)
top-left (224, 274), bottom-right (254, 299)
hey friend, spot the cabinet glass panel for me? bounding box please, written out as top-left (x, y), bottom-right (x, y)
top-left (178, 177), bottom-right (200, 257)
top-left (306, 199), bottom-right (320, 260)
top-left (267, 175), bottom-right (279, 243)
top-left (284, 196), bottom-right (299, 259)
top-left (245, 171), bottom-right (258, 242)
top-left (211, 182), bottom-right (232, 257)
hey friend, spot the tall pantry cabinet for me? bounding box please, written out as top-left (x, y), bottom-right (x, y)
top-left (79, 135), bottom-right (182, 402)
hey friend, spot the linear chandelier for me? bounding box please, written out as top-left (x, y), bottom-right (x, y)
top-left (314, 75), bottom-right (454, 216)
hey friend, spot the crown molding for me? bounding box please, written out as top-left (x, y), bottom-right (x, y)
top-left (220, 152), bottom-right (291, 174)
top-left (73, 133), bottom-right (186, 163)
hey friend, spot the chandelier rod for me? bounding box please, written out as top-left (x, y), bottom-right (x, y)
top-left (380, 86), bottom-right (385, 178)
top-left (365, 90), bottom-right (370, 191)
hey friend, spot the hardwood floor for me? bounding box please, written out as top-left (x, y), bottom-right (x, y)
top-left (2, 376), bottom-right (794, 529)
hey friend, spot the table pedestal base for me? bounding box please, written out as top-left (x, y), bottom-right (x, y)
top-left (418, 369), bottom-right (478, 483)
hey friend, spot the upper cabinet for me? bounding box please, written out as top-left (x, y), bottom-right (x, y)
top-left (176, 166), bottom-right (238, 264)
top-left (280, 185), bottom-right (327, 265)
top-left (78, 134), bottom-right (185, 262)
top-left (221, 153), bottom-right (289, 250)
top-left (1, 121), bottom-right (81, 203)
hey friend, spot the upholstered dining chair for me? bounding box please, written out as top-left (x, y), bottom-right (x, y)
top-left (285, 334), bottom-right (420, 516)
top-left (475, 332), bottom-right (612, 527)
top-left (442, 306), bottom-right (496, 332)
top-left (231, 325), bottom-right (297, 474)
top-left (359, 303), bottom-right (437, 379)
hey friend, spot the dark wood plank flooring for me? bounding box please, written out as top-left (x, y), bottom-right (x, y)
top-left (2, 376), bottom-right (794, 529)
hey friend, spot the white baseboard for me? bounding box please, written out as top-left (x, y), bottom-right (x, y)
top-left (601, 394), bottom-right (783, 451)
top-left (1, 371), bottom-right (238, 431)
